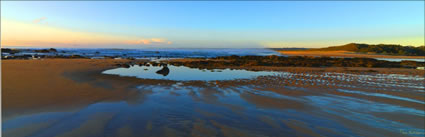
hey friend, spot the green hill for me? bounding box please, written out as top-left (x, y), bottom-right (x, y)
top-left (311, 43), bottom-right (425, 56)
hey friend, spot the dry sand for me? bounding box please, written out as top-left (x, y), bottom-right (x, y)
top-left (279, 50), bottom-right (425, 59)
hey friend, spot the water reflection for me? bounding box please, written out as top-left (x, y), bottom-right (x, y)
top-left (375, 58), bottom-right (425, 62)
top-left (102, 65), bottom-right (278, 81)
top-left (3, 83), bottom-right (424, 137)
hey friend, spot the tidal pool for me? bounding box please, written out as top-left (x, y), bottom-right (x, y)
top-left (375, 58), bottom-right (425, 62)
top-left (102, 65), bottom-right (279, 81)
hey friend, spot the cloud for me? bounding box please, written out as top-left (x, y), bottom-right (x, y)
top-left (33, 17), bottom-right (47, 24)
top-left (151, 38), bottom-right (165, 43)
top-left (136, 39), bottom-right (152, 44)
top-left (128, 38), bottom-right (172, 45)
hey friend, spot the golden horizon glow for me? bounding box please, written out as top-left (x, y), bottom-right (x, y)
top-left (1, 19), bottom-right (172, 48)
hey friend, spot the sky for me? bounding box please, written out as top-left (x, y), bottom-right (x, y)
top-left (1, 1), bottom-right (424, 48)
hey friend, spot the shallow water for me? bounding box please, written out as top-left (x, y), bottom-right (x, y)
top-left (3, 69), bottom-right (425, 137)
top-left (102, 65), bottom-right (279, 81)
top-left (376, 58), bottom-right (425, 62)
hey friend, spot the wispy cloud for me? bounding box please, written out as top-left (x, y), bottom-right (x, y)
top-left (33, 17), bottom-right (47, 24)
top-left (128, 38), bottom-right (172, 45)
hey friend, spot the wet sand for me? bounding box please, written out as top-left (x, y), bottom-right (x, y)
top-left (2, 59), bottom-right (137, 119)
top-left (279, 50), bottom-right (425, 59)
top-left (2, 59), bottom-right (425, 137)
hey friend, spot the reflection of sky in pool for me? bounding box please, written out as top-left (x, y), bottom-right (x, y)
top-left (375, 58), bottom-right (425, 62)
top-left (102, 65), bottom-right (279, 81)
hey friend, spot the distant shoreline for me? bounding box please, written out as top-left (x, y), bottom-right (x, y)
top-left (279, 50), bottom-right (425, 59)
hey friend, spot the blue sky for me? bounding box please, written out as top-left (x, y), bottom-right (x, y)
top-left (1, 1), bottom-right (424, 48)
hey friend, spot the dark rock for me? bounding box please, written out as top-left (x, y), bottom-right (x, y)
top-left (156, 66), bottom-right (170, 76)
top-left (122, 64), bottom-right (131, 68)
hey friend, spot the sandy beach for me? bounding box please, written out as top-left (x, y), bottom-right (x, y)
top-left (2, 59), bottom-right (425, 137)
top-left (2, 59), bottom-right (150, 119)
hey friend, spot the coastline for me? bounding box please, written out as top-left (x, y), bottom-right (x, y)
top-left (279, 50), bottom-right (425, 59)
